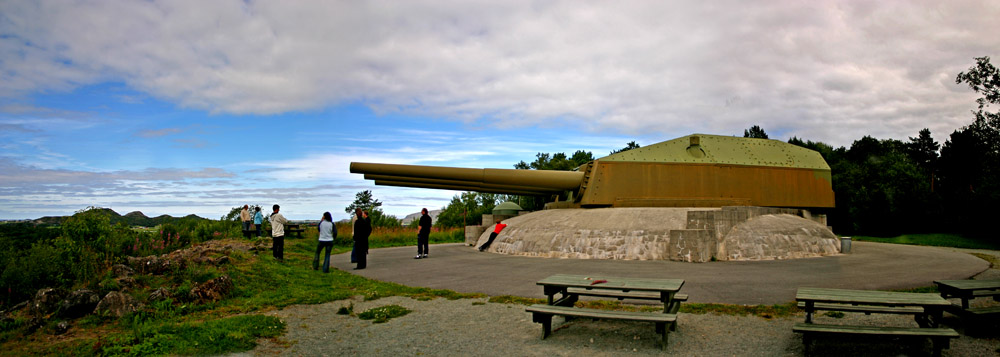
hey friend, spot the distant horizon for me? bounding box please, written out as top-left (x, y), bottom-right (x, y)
top-left (0, 206), bottom-right (444, 223)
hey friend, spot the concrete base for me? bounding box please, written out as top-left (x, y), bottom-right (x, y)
top-left (473, 206), bottom-right (839, 262)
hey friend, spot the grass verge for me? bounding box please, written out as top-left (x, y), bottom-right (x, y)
top-left (852, 233), bottom-right (1000, 250)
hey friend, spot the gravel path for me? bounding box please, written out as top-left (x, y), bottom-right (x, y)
top-left (231, 250), bottom-right (1000, 356)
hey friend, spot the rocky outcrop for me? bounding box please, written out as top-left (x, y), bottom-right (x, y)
top-left (30, 288), bottom-right (66, 316)
top-left (148, 288), bottom-right (172, 302)
top-left (189, 275), bottom-right (233, 303)
top-left (127, 240), bottom-right (251, 275)
top-left (95, 291), bottom-right (142, 317)
top-left (58, 289), bottom-right (100, 318)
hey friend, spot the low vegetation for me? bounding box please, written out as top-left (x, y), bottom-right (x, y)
top-left (852, 233), bottom-right (1000, 250)
top-left (2, 208), bottom-right (997, 355)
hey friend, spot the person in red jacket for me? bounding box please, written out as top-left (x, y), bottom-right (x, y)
top-left (478, 219), bottom-right (507, 252)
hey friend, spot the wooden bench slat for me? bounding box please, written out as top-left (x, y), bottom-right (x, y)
top-left (967, 306), bottom-right (1000, 316)
top-left (527, 304), bottom-right (678, 350)
top-left (565, 287), bottom-right (688, 302)
top-left (526, 305), bottom-right (676, 322)
top-left (793, 323), bottom-right (959, 337)
top-left (797, 302), bottom-right (923, 314)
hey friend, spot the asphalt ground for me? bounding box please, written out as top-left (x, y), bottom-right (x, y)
top-left (331, 241), bottom-right (988, 305)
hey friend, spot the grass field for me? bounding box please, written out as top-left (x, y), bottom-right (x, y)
top-left (851, 233), bottom-right (1000, 250)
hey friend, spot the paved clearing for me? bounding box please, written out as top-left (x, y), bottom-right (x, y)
top-left (232, 243), bottom-right (999, 356)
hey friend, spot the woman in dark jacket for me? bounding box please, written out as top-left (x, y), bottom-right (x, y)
top-left (353, 210), bottom-right (371, 270)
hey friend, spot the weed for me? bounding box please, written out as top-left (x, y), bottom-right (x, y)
top-left (358, 305), bottom-right (412, 323)
top-left (970, 253), bottom-right (1000, 268)
top-left (97, 314), bottom-right (285, 355)
top-left (679, 302), bottom-right (799, 319)
top-left (337, 303), bottom-right (353, 315)
top-left (823, 311), bottom-right (845, 318)
top-left (488, 295), bottom-right (545, 305)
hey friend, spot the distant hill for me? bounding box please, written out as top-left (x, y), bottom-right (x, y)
top-left (32, 208), bottom-right (208, 227)
top-left (400, 209), bottom-right (442, 226)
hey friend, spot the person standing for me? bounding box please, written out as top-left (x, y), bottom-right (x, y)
top-left (415, 208), bottom-right (431, 259)
top-left (240, 205), bottom-right (252, 238)
top-left (478, 219), bottom-right (507, 252)
top-left (270, 204), bottom-right (288, 261)
top-left (353, 210), bottom-right (371, 269)
top-left (314, 212), bottom-right (337, 273)
top-left (351, 208), bottom-right (362, 264)
top-left (253, 206), bottom-right (264, 237)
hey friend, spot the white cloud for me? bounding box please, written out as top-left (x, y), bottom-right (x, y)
top-left (1, 1), bottom-right (998, 148)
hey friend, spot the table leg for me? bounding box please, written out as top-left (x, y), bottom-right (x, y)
top-left (804, 301), bottom-right (814, 323)
top-left (661, 291), bottom-right (675, 314)
top-left (927, 307), bottom-right (942, 328)
top-left (543, 286), bottom-right (564, 305)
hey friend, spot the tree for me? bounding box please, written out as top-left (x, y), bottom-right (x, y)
top-left (345, 190), bottom-right (382, 215)
top-left (435, 192), bottom-right (502, 228)
top-left (609, 141), bottom-right (641, 155)
top-left (956, 56), bottom-right (1000, 124)
top-left (906, 128), bottom-right (939, 169)
top-left (514, 150), bottom-right (594, 171)
top-left (941, 56), bottom-right (1000, 238)
top-left (743, 125), bottom-right (769, 139)
top-left (344, 190), bottom-right (400, 227)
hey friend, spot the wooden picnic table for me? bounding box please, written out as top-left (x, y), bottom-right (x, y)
top-left (794, 287), bottom-right (959, 356)
top-left (284, 224), bottom-right (304, 238)
top-left (796, 287), bottom-right (951, 327)
top-left (536, 274), bottom-right (684, 313)
top-left (934, 279), bottom-right (1000, 309)
top-left (527, 274), bottom-right (686, 350)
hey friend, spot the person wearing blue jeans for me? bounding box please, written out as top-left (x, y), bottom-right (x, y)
top-left (253, 206), bottom-right (263, 237)
top-left (314, 212), bottom-right (337, 273)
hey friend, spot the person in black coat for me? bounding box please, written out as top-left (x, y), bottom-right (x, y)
top-left (353, 210), bottom-right (371, 270)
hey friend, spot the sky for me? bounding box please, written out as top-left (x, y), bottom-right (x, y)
top-left (1, 1), bottom-right (998, 221)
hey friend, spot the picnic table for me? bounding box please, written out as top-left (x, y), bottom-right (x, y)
top-left (526, 274), bottom-right (685, 350)
top-left (284, 224), bottom-right (304, 238)
top-left (934, 279), bottom-right (1000, 317)
top-left (794, 287), bottom-right (958, 356)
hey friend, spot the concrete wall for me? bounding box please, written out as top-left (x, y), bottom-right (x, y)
top-left (473, 206), bottom-right (840, 262)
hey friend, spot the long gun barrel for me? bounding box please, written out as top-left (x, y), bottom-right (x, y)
top-left (349, 162), bottom-right (583, 194)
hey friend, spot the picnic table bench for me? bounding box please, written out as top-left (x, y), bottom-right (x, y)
top-left (527, 274), bottom-right (685, 350)
top-left (934, 279), bottom-right (1000, 319)
top-left (794, 287), bottom-right (958, 357)
top-left (284, 224), bottom-right (305, 238)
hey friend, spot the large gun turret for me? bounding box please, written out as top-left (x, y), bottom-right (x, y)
top-left (350, 134), bottom-right (836, 209)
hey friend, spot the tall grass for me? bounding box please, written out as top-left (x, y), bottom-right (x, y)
top-left (852, 233), bottom-right (1000, 250)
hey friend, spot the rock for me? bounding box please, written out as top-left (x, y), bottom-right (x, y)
top-left (189, 275), bottom-right (234, 303)
top-left (59, 289), bottom-right (100, 318)
top-left (127, 255), bottom-right (184, 275)
top-left (1, 301), bottom-right (28, 315)
top-left (112, 264), bottom-right (135, 277)
top-left (148, 288), bottom-right (172, 302)
top-left (24, 317), bottom-right (44, 334)
top-left (115, 276), bottom-right (137, 290)
top-left (95, 291), bottom-right (142, 317)
top-left (52, 321), bottom-right (70, 335)
top-left (31, 288), bottom-right (67, 317)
